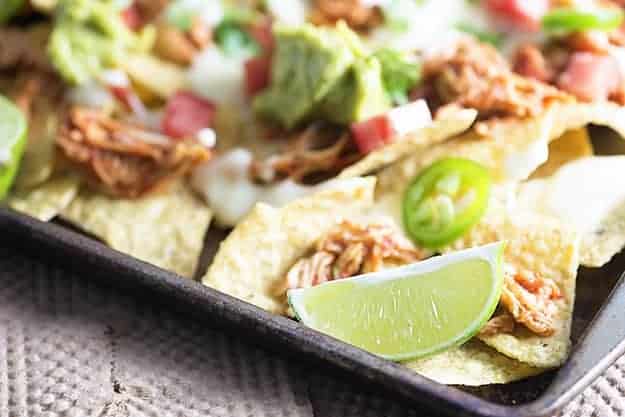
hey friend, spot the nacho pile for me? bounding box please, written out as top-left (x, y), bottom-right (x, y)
top-left (3, 0), bottom-right (625, 387)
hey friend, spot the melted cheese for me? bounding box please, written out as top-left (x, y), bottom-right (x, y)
top-left (192, 149), bottom-right (319, 226)
top-left (368, 0), bottom-right (488, 55)
top-left (265, 0), bottom-right (309, 25)
top-left (187, 47), bottom-right (245, 105)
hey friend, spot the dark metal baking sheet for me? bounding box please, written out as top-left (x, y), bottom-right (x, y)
top-left (1, 206), bottom-right (624, 417)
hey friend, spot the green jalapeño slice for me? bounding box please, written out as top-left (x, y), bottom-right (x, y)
top-left (403, 158), bottom-right (491, 249)
top-left (542, 7), bottom-right (624, 33)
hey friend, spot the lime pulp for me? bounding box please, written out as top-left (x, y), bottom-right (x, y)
top-left (288, 242), bottom-right (505, 361)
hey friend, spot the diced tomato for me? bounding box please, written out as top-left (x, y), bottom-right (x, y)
top-left (245, 55), bottom-right (272, 97)
top-left (250, 18), bottom-right (274, 53)
top-left (121, 3), bottom-right (143, 31)
top-left (485, 0), bottom-right (549, 31)
top-left (350, 115), bottom-right (394, 154)
top-left (350, 100), bottom-right (432, 154)
top-left (557, 52), bottom-right (621, 102)
top-left (162, 91), bottom-right (216, 139)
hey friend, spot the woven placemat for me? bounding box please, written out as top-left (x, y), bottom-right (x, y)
top-left (0, 246), bottom-right (623, 417)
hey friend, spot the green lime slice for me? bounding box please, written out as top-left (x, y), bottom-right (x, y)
top-left (0, 95), bottom-right (28, 200)
top-left (288, 242), bottom-right (505, 361)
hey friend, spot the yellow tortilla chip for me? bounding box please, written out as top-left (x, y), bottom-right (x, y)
top-left (119, 54), bottom-right (186, 99)
top-left (531, 128), bottom-right (593, 179)
top-left (405, 340), bottom-right (542, 386)
top-left (339, 108), bottom-right (477, 179)
top-left (449, 201), bottom-right (580, 369)
top-left (548, 101), bottom-right (625, 140)
top-left (61, 183), bottom-right (212, 278)
top-left (369, 115), bottom-right (557, 228)
top-left (519, 156), bottom-right (625, 267)
top-left (375, 113), bottom-right (554, 197)
top-left (7, 174), bottom-right (80, 221)
top-left (377, 101), bottom-right (625, 195)
top-left (202, 177), bottom-right (377, 314)
top-left (579, 198), bottom-right (625, 267)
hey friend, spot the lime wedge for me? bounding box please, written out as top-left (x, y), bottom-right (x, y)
top-left (0, 94), bottom-right (28, 200)
top-left (288, 242), bottom-right (505, 361)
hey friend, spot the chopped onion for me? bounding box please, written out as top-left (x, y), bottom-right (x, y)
top-left (265, 0), bottom-right (310, 25)
top-left (67, 80), bottom-right (115, 110)
top-left (98, 69), bottom-right (130, 88)
top-left (187, 46), bottom-right (246, 105)
top-left (197, 128), bottom-right (217, 148)
top-left (192, 149), bottom-right (316, 226)
top-left (387, 99), bottom-right (432, 136)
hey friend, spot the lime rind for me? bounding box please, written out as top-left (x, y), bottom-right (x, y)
top-left (0, 95), bottom-right (28, 200)
top-left (288, 242), bottom-right (505, 362)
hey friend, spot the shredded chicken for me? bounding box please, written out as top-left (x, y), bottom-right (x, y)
top-left (0, 26), bottom-right (54, 73)
top-left (513, 31), bottom-right (625, 105)
top-left (498, 267), bottom-right (562, 337)
top-left (564, 31), bottom-right (612, 54)
top-left (420, 39), bottom-right (573, 122)
top-left (279, 220), bottom-right (424, 295)
top-left (479, 312), bottom-right (516, 337)
top-left (9, 75), bottom-right (44, 117)
top-left (154, 18), bottom-right (211, 65)
top-left (1, 71), bottom-right (64, 129)
top-left (133, 0), bottom-right (170, 24)
top-left (309, 0), bottom-right (383, 31)
top-left (251, 124), bottom-right (360, 184)
top-left (512, 44), bottom-right (555, 84)
top-left (56, 107), bottom-right (212, 198)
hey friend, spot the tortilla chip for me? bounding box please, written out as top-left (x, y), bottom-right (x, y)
top-left (6, 174), bottom-right (80, 221)
top-left (202, 177), bottom-right (377, 314)
top-left (449, 202), bottom-right (580, 369)
top-left (548, 101), bottom-right (625, 140)
top-left (531, 128), bottom-right (593, 179)
top-left (377, 100), bottom-right (625, 195)
top-left (520, 155), bottom-right (625, 268)
top-left (61, 183), bottom-right (212, 278)
top-left (339, 108), bottom-right (477, 179)
top-left (578, 198), bottom-right (625, 267)
top-left (375, 113), bottom-right (554, 198)
top-left (405, 340), bottom-right (542, 386)
top-left (369, 113), bottom-right (558, 229)
top-left (119, 54), bottom-right (186, 99)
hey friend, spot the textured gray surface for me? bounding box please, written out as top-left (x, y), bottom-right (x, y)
top-left (0, 245), bottom-right (624, 417)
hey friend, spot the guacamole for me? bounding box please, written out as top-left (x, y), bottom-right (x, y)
top-left (318, 56), bottom-right (390, 125)
top-left (48, 0), bottom-right (155, 84)
top-left (253, 23), bottom-right (392, 128)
